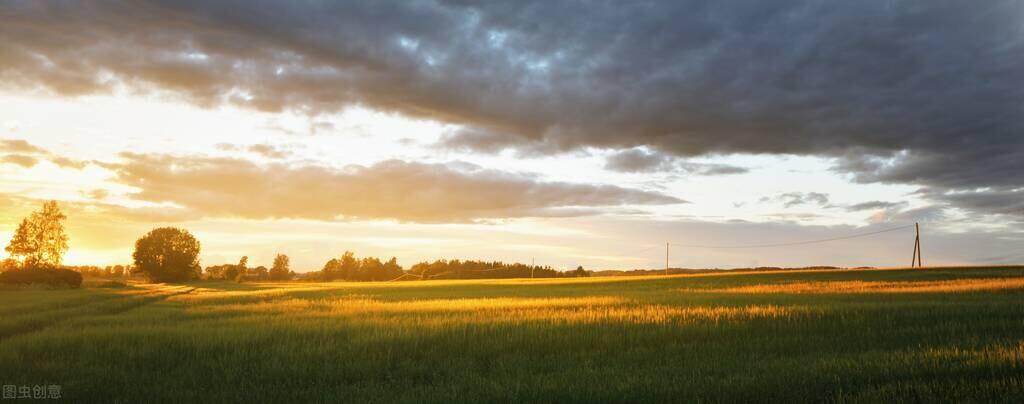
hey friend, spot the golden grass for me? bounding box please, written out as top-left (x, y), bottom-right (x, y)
top-left (685, 277), bottom-right (1024, 294)
top-left (899, 341), bottom-right (1024, 368)
top-left (184, 292), bottom-right (815, 326)
top-left (5, 267), bottom-right (1024, 402)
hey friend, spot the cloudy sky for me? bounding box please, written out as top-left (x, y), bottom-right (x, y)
top-left (1, 1), bottom-right (1021, 271)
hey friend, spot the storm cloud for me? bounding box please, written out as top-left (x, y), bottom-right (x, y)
top-left (1, 1), bottom-right (1021, 214)
top-left (604, 148), bottom-right (747, 175)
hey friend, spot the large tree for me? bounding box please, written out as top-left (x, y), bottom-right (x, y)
top-left (132, 227), bottom-right (201, 282)
top-left (4, 201), bottom-right (69, 269)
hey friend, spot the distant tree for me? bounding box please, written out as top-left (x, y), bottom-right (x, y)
top-left (382, 257), bottom-right (404, 280)
top-left (235, 255), bottom-right (250, 280)
top-left (574, 265), bottom-right (590, 277)
top-left (360, 257), bottom-right (383, 281)
top-left (340, 251), bottom-right (358, 279)
top-left (132, 227), bottom-right (201, 283)
top-left (321, 258), bottom-right (341, 280)
top-left (223, 265), bottom-right (240, 280)
top-left (4, 201), bottom-right (69, 269)
top-left (408, 258), bottom-right (558, 280)
top-left (270, 254), bottom-right (291, 280)
top-left (253, 265), bottom-right (269, 280)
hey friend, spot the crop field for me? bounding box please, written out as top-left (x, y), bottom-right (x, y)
top-left (2, 267), bottom-right (1024, 402)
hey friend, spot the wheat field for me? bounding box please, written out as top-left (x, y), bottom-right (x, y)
top-left (2, 266), bottom-right (1024, 402)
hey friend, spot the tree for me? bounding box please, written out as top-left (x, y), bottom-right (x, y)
top-left (235, 256), bottom-right (249, 281)
top-left (270, 254), bottom-right (291, 280)
top-left (223, 265), bottom-right (240, 280)
top-left (361, 257), bottom-right (383, 281)
top-left (340, 251), bottom-right (358, 280)
top-left (253, 265), bottom-right (269, 280)
top-left (132, 227), bottom-right (201, 282)
top-left (4, 201), bottom-right (69, 269)
top-left (382, 257), bottom-right (404, 280)
top-left (321, 258), bottom-right (341, 280)
top-left (574, 265), bottom-right (590, 277)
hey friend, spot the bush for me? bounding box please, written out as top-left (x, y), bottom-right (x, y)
top-left (0, 268), bottom-right (83, 288)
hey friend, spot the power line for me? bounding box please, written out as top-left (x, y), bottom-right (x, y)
top-left (666, 224), bottom-right (916, 249)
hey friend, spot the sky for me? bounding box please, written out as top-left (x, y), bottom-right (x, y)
top-left (0, 1), bottom-right (1022, 272)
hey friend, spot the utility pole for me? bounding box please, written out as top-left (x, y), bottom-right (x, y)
top-left (916, 223), bottom-right (922, 268)
top-left (665, 242), bottom-right (669, 276)
top-left (911, 222), bottom-right (922, 268)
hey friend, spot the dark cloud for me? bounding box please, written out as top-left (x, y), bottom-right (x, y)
top-left (605, 149), bottom-right (673, 173)
top-left (845, 200), bottom-right (908, 212)
top-left (867, 205), bottom-right (948, 225)
top-left (1, 1), bottom-right (1021, 213)
top-left (604, 148), bottom-right (747, 175)
top-left (437, 128), bottom-right (517, 155)
top-left (102, 153), bottom-right (683, 222)
top-left (762, 212), bottom-right (824, 222)
top-left (929, 189), bottom-right (1024, 217)
top-left (761, 192), bottom-right (830, 208)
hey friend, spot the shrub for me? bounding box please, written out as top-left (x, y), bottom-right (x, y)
top-left (0, 268), bottom-right (83, 288)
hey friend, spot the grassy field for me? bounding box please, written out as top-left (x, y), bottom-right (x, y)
top-left (2, 267), bottom-right (1024, 403)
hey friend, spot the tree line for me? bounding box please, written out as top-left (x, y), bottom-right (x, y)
top-left (2, 201), bottom-right (591, 285)
top-left (310, 251), bottom-right (404, 281)
top-left (204, 254), bottom-right (294, 281)
top-left (407, 259), bottom-right (587, 279)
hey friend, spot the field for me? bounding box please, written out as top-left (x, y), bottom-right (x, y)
top-left (2, 267), bottom-right (1024, 403)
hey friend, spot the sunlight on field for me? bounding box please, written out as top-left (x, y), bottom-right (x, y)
top-left (685, 277), bottom-right (1024, 294)
top-left (182, 292), bottom-right (814, 326)
top-left (923, 342), bottom-right (1024, 367)
top-left (4, 267), bottom-right (1024, 402)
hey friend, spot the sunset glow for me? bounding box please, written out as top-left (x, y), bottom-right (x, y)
top-left (1, 1), bottom-right (1021, 272)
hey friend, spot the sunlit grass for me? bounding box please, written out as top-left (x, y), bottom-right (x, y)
top-left (686, 277), bottom-right (1024, 294)
top-left (1, 266), bottom-right (1023, 402)
top-left (185, 294), bottom-right (814, 326)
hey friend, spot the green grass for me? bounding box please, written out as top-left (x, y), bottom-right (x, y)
top-left (1, 267), bottom-right (1023, 403)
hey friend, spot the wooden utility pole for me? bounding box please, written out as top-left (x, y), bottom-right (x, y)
top-left (665, 242), bottom-right (670, 276)
top-left (911, 222), bottom-right (922, 268)
top-left (916, 223), bottom-right (922, 268)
